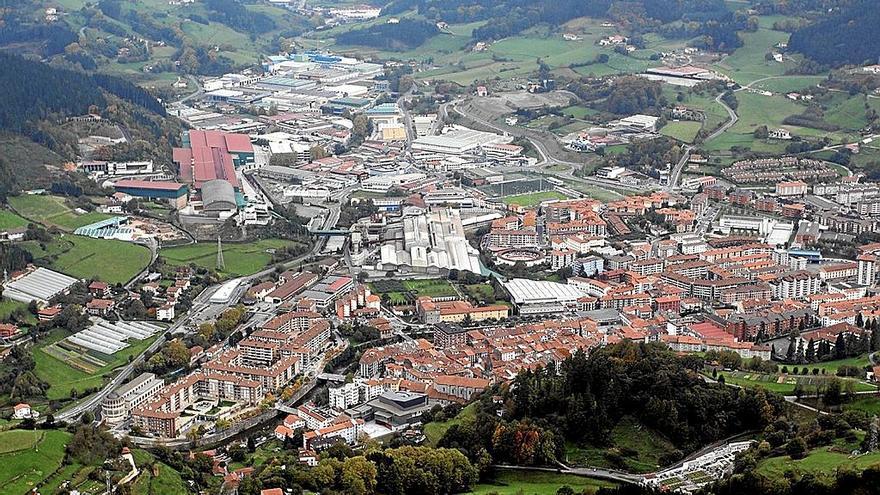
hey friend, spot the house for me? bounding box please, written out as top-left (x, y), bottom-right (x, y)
top-left (13, 403), bottom-right (37, 420)
top-left (89, 281), bottom-right (111, 298)
top-left (37, 306), bottom-right (62, 321)
top-left (769, 128), bottom-right (792, 140)
top-left (86, 298), bottom-right (115, 316)
top-left (261, 489), bottom-right (283, 495)
top-left (157, 303), bottom-right (175, 321)
top-left (0, 323), bottom-right (19, 338)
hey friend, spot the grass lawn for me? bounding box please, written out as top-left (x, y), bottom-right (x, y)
top-left (0, 430), bottom-right (44, 454)
top-left (463, 283), bottom-right (495, 303)
top-left (0, 429), bottom-right (71, 495)
top-left (160, 238), bottom-right (295, 277)
top-left (564, 416), bottom-right (676, 473)
top-left (424, 403), bottom-right (477, 446)
top-left (502, 191), bottom-right (569, 207)
top-left (843, 396), bottom-right (880, 416)
top-left (756, 439), bottom-right (880, 481)
top-left (8, 195), bottom-right (113, 231)
top-left (34, 330), bottom-right (160, 400)
top-left (0, 298), bottom-right (35, 324)
top-left (660, 121), bottom-right (703, 143)
top-left (798, 355), bottom-right (872, 374)
top-left (469, 470), bottom-right (615, 495)
top-left (402, 279), bottom-right (458, 298)
top-left (0, 209), bottom-right (29, 229)
top-left (718, 371), bottom-right (875, 395)
top-left (22, 235), bottom-right (151, 284)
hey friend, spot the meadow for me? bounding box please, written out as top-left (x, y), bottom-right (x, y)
top-left (21, 235), bottom-right (151, 285)
top-left (8, 195), bottom-right (114, 231)
top-left (160, 238), bottom-right (296, 277)
top-left (469, 470), bottom-right (615, 495)
top-left (0, 429), bottom-right (71, 495)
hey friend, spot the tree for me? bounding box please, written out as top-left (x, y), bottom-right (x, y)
top-left (786, 437), bottom-right (808, 459)
top-left (805, 338), bottom-right (816, 362)
top-left (835, 332), bottom-right (847, 360)
top-left (872, 327), bottom-right (880, 352)
top-left (340, 456), bottom-right (377, 495)
top-left (857, 312), bottom-right (865, 328)
top-left (786, 332), bottom-right (798, 362)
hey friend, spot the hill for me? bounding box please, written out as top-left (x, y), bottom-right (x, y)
top-left (789, 0), bottom-right (880, 67)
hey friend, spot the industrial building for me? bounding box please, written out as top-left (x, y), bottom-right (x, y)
top-left (3, 267), bottom-right (79, 304)
top-left (113, 180), bottom-right (189, 208)
top-left (412, 126), bottom-right (510, 155)
top-left (502, 278), bottom-right (588, 314)
top-left (378, 208), bottom-right (482, 275)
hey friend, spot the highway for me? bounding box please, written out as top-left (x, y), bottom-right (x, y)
top-left (449, 99), bottom-right (651, 194)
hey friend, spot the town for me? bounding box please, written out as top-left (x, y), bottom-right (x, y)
top-left (2, 1), bottom-right (880, 494)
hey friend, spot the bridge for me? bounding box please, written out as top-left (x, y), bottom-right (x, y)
top-left (316, 372), bottom-right (346, 383)
top-left (309, 229), bottom-right (351, 236)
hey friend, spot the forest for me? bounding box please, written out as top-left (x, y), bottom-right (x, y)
top-left (438, 342), bottom-right (785, 471)
top-left (336, 20), bottom-right (439, 51)
top-left (789, 0), bottom-right (880, 67)
top-left (378, 0), bottom-right (743, 50)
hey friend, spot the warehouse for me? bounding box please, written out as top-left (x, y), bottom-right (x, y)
top-left (3, 267), bottom-right (79, 304)
top-left (502, 278), bottom-right (588, 315)
top-left (201, 179), bottom-right (238, 216)
top-left (412, 126), bottom-right (510, 155)
top-left (113, 180), bottom-right (189, 208)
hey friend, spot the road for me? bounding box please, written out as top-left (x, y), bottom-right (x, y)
top-left (450, 99), bottom-right (650, 194)
top-left (705, 91), bottom-right (739, 143)
top-left (666, 144), bottom-right (692, 191)
top-left (56, 285), bottom-right (218, 422)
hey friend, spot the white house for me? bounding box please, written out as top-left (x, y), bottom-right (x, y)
top-left (13, 403), bottom-right (38, 420)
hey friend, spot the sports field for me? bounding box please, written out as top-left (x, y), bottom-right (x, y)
top-left (160, 238), bottom-right (296, 277)
top-left (21, 236), bottom-right (151, 285)
top-left (502, 190), bottom-right (569, 207)
top-left (0, 429), bottom-right (71, 495)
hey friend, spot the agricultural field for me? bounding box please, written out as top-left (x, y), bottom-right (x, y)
top-left (502, 190), bottom-right (569, 207)
top-left (712, 17), bottom-right (802, 85)
top-left (21, 235), bottom-right (151, 285)
top-left (33, 329), bottom-right (160, 400)
top-left (843, 396), bottom-right (880, 416)
top-left (469, 470), bottom-right (615, 495)
top-left (0, 429), bottom-right (71, 495)
top-left (564, 416), bottom-right (677, 473)
top-left (160, 238), bottom-right (297, 277)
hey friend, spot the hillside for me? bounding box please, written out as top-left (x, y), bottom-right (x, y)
top-left (789, 0), bottom-right (880, 67)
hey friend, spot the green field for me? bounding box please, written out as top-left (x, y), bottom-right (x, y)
top-left (424, 403), bottom-right (477, 446)
top-left (564, 416), bottom-right (677, 473)
top-left (712, 20), bottom-right (799, 85)
top-left (756, 438), bottom-right (880, 481)
top-left (843, 396), bottom-right (880, 416)
top-left (0, 209), bottom-right (28, 229)
top-left (0, 298), bottom-right (34, 323)
top-left (131, 449), bottom-right (189, 495)
top-left (469, 470), bottom-right (614, 495)
top-left (370, 278), bottom-right (459, 306)
top-left (160, 238), bottom-right (295, 277)
top-left (502, 191), bottom-right (569, 207)
top-left (8, 195), bottom-right (112, 231)
top-left (660, 121), bottom-right (703, 143)
top-left (34, 330), bottom-right (160, 400)
top-left (21, 235), bottom-right (151, 284)
top-left (0, 429), bottom-right (71, 495)
top-left (718, 370), bottom-right (875, 395)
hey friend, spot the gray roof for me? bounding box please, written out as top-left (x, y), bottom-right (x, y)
top-left (201, 179), bottom-right (237, 211)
